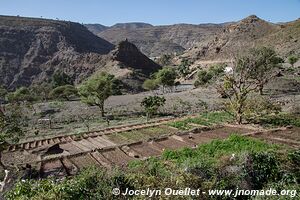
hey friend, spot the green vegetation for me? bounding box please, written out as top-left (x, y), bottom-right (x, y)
top-left (105, 126), bottom-right (176, 144)
top-left (6, 87), bottom-right (36, 103)
top-left (141, 96), bottom-right (166, 119)
top-left (251, 113), bottom-right (300, 127)
top-left (6, 166), bottom-right (130, 200)
top-left (8, 136), bottom-right (299, 199)
top-left (142, 78), bottom-right (158, 91)
top-left (194, 64), bottom-right (225, 87)
top-left (248, 47), bottom-right (283, 95)
top-left (177, 59), bottom-right (191, 78)
top-left (168, 111), bottom-right (234, 130)
top-left (0, 104), bottom-right (24, 169)
top-left (49, 85), bottom-right (78, 101)
top-left (155, 67), bottom-right (177, 91)
top-left (78, 72), bottom-right (121, 117)
top-left (51, 70), bottom-right (73, 88)
top-left (218, 47), bottom-right (282, 124)
top-left (156, 54), bottom-right (173, 66)
top-left (288, 55), bottom-right (299, 67)
top-left (30, 83), bottom-right (52, 102)
top-left (143, 67), bottom-right (177, 92)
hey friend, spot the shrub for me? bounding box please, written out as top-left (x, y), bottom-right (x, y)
top-left (141, 96), bottom-right (166, 119)
top-left (243, 152), bottom-right (280, 189)
top-left (142, 79), bottom-right (159, 91)
top-left (49, 85), bottom-right (78, 101)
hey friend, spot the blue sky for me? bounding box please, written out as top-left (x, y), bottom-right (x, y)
top-left (1, 0), bottom-right (299, 25)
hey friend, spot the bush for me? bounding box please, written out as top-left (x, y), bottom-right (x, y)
top-left (51, 70), bottom-right (73, 88)
top-left (194, 70), bottom-right (213, 86)
top-left (142, 79), bottom-right (158, 91)
top-left (49, 85), bottom-right (78, 101)
top-left (194, 64), bottom-right (225, 87)
top-left (141, 96), bottom-right (166, 119)
top-left (243, 152), bottom-right (280, 189)
top-left (254, 113), bottom-right (300, 127)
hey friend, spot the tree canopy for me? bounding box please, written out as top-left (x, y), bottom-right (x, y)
top-left (51, 70), bottom-right (73, 88)
top-left (78, 72), bottom-right (120, 117)
top-left (49, 85), bottom-right (78, 101)
top-left (155, 67), bottom-right (177, 89)
top-left (141, 96), bottom-right (166, 119)
top-left (288, 55), bottom-right (299, 67)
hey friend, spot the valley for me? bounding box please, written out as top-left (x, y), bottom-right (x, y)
top-left (0, 8), bottom-right (299, 200)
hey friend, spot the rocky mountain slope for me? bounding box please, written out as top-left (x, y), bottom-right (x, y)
top-left (86, 22), bottom-right (224, 57)
top-left (86, 15), bottom-right (300, 64)
top-left (176, 15), bottom-right (300, 65)
top-left (0, 16), bottom-right (161, 91)
top-left (91, 40), bottom-right (161, 92)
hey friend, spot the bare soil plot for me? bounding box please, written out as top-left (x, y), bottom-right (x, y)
top-left (61, 158), bottom-right (78, 175)
top-left (180, 126), bottom-right (251, 144)
top-left (93, 136), bottom-right (116, 147)
top-left (60, 142), bottom-right (83, 155)
top-left (90, 151), bottom-right (112, 168)
top-left (86, 137), bottom-right (111, 148)
top-left (41, 159), bottom-right (67, 178)
top-left (77, 139), bottom-right (99, 150)
top-left (101, 148), bottom-right (135, 166)
top-left (261, 128), bottom-right (300, 141)
top-left (102, 133), bottom-right (132, 144)
top-left (118, 131), bottom-right (148, 141)
top-left (128, 142), bottom-right (162, 158)
top-left (154, 137), bottom-right (192, 150)
top-left (70, 141), bottom-right (92, 152)
top-left (251, 127), bottom-right (300, 148)
top-left (138, 126), bottom-right (177, 138)
top-left (69, 154), bottom-right (101, 169)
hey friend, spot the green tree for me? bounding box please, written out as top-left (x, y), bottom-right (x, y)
top-left (51, 70), bottom-right (73, 88)
top-left (249, 47), bottom-right (282, 95)
top-left (219, 52), bottom-right (269, 124)
top-left (49, 85), bottom-right (78, 101)
top-left (6, 87), bottom-right (36, 103)
top-left (177, 59), bottom-right (191, 78)
top-left (288, 55), bottom-right (299, 67)
top-left (194, 64), bottom-right (225, 87)
top-left (30, 83), bottom-right (52, 102)
top-left (141, 96), bottom-right (166, 120)
top-left (194, 70), bottom-right (213, 86)
top-left (157, 54), bottom-right (172, 66)
top-left (78, 73), bottom-right (119, 117)
top-left (142, 79), bottom-right (159, 91)
top-left (155, 67), bottom-right (177, 92)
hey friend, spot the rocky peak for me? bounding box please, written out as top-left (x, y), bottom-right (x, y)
top-left (241, 15), bottom-right (261, 23)
top-left (110, 40), bottom-right (161, 75)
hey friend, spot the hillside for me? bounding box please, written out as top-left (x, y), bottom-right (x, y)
top-left (0, 16), bottom-right (161, 91)
top-left (86, 22), bottom-right (224, 57)
top-left (92, 40), bottom-right (162, 92)
top-left (176, 15), bottom-right (300, 65)
top-left (86, 15), bottom-right (300, 64)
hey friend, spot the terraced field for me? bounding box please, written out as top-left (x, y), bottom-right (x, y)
top-left (2, 113), bottom-right (299, 179)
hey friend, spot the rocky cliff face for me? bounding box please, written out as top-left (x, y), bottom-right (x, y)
top-left (0, 16), bottom-right (164, 92)
top-left (93, 40), bottom-right (162, 92)
top-left (86, 23), bottom-right (224, 57)
top-left (0, 15), bottom-right (115, 89)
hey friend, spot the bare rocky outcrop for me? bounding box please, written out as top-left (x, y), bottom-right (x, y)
top-left (86, 22), bottom-right (224, 57)
top-left (0, 16), bottom-right (161, 92)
